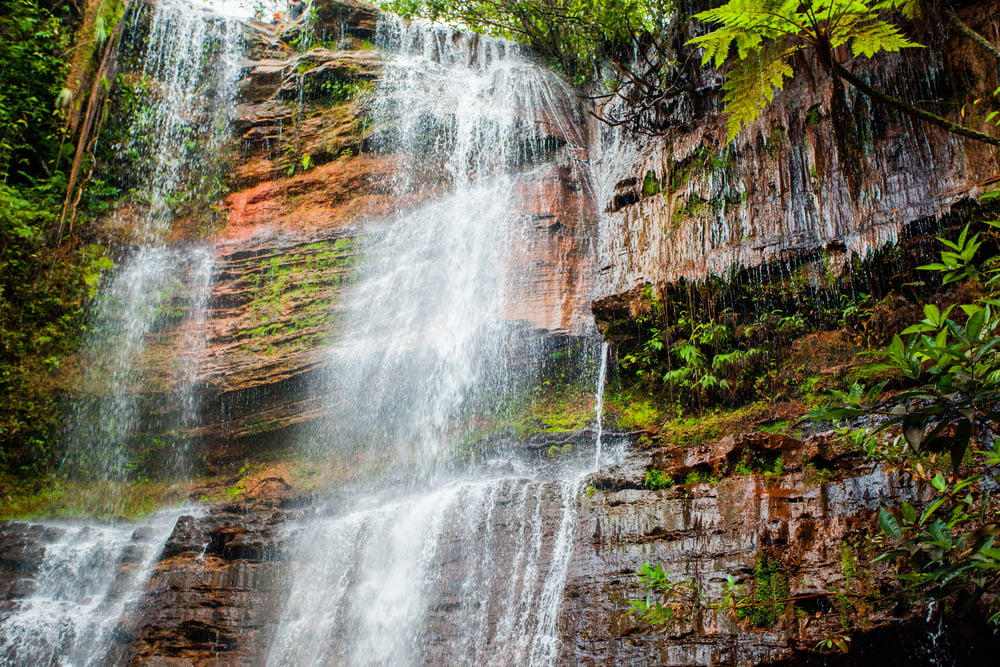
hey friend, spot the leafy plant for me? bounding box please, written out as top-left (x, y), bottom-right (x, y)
top-left (874, 449), bottom-right (1000, 623)
top-left (627, 563), bottom-right (700, 627)
top-left (644, 468), bottom-right (673, 490)
top-left (689, 0), bottom-right (1000, 146)
top-left (814, 219), bottom-right (1000, 625)
top-left (809, 220), bottom-right (1000, 470)
top-left (382, 0), bottom-right (672, 78)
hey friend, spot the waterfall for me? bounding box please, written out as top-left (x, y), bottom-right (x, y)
top-left (592, 341), bottom-right (609, 469)
top-left (305, 19), bottom-right (589, 476)
top-left (0, 509), bottom-right (191, 666)
top-left (0, 1), bottom-right (241, 662)
top-left (266, 19), bottom-right (604, 665)
top-left (61, 0), bottom-right (239, 498)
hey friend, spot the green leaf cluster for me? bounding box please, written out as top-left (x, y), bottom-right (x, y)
top-left (814, 219), bottom-right (1000, 625)
top-left (875, 455), bottom-right (1000, 623)
top-left (381, 0), bottom-right (671, 77)
top-left (0, 0), bottom-right (76, 179)
top-left (688, 0), bottom-right (921, 139)
top-left (0, 1), bottom-right (114, 477)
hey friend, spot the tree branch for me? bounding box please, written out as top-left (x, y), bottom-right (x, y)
top-left (830, 59), bottom-right (1000, 147)
top-left (944, 5), bottom-right (1000, 63)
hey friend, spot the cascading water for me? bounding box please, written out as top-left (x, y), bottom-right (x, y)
top-left (304, 19), bottom-right (589, 475)
top-left (267, 19), bottom-right (607, 665)
top-left (62, 0), bottom-right (240, 497)
top-left (0, 3), bottom-right (239, 665)
top-left (592, 340), bottom-right (609, 469)
top-left (0, 509), bottom-right (191, 666)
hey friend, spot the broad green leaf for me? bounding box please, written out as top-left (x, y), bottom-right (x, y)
top-left (931, 473), bottom-right (947, 492)
top-left (879, 509), bottom-right (902, 539)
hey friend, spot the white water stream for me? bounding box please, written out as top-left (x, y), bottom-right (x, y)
top-left (267, 18), bottom-right (606, 666)
top-left (0, 3), bottom-right (239, 664)
top-left (62, 0), bottom-right (239, 493)
top-left (0, 509), bottom-right (190, 666)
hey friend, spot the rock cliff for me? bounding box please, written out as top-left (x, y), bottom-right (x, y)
top-left (594, 0), bottom-right (1000, 304)
top-left (3, 0), bottom-right (1000, 665)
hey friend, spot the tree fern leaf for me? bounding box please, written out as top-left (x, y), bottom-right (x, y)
top-left (721, 45), bottom-right (798, 140)
top-left (847, 20), bottom-right (921, 57)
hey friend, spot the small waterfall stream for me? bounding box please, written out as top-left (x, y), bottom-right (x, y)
top-left (62, 0), bottom-right (239, 496)
top-left (0, 3), bottom-right (240, 664)
top-left (0, 509), bottom-right (192, 666)
top-left (267, 19), bottom-right (606, 666)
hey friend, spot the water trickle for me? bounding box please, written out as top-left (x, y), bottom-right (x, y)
top-left (0, 509), bottom-right (190, 666)
top-left (62, 0), bottom-right (239, 495)
top-left (592, 341), bottom-right (609, 469)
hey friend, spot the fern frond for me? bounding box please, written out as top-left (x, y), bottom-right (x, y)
top-left (873, 0), bottom-right (921, 19)
top-left (721, 44), bottom-right (800, 140)
top-left (845, 19), bottom-right (921, 57)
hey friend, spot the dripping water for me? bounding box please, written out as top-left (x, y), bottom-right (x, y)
top-left (592, 340), bottom-right (609, 469)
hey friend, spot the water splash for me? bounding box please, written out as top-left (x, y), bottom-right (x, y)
top-left (0, 509), bottom-right (190, 666)
top-left (266, 475), bottom-right (588, 666)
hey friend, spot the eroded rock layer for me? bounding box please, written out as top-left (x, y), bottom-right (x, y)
top-left (594, 0), bottom-right (1000, 303)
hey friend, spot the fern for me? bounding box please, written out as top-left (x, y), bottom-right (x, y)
top-left (689, 0), bottom-right (922, 140)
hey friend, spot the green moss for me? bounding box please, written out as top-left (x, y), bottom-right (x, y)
top-left (238, 237), bottom-right (356, 351)
top-left (644, 468), bottom-right (673, 490)
top-left (606, 390), bottom-right (665, 432)
top-left (840, 542), bottom-right (858, 588)
top-left (0, 473), bottom-right (189, 521)
top-left (741, 554), bottom-right (789, 627)
top-left (642, 170), bottom-right (661, 196)
top-left (658, 403), bottom-right (769, 447)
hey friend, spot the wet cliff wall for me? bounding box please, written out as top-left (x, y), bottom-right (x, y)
top-left (594, 0), bottom-right (1000, 309)
top-left (83, 0), bottom-right (599, 468)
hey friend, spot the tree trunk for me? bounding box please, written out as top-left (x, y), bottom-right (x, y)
top-left (945, 5), bottom-right (1000, 63)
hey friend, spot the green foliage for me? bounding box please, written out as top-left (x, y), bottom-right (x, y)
top-left (816, 632), bottom-right (852, 653)
top-left (382, 0), bottom-right (672, 77)
top-left (629, 555), bottom-right (789, 630)
top-left (874, 448), bottom-right (1000, 624)
top-left (814, 220), bottom-right (1000, 625)
top-left (0, 179), bottom-right (113, 474)
top-left (0, 0), bottom-right (76, 178)
top-left (804, 461), bottom-right (836, 485)
top-left (622, 306), bottom-right (779, 410)
top-left (740, 554), bottom-right (789, 626)
top-left (683, 469), bottom-right (720, 484)
top-left (917, 222), bottom-right (993, 285)
top-left (626, 563), bottom-right (700, 627)
top-left (644, 467), bottom-right (672, 490)
top-left (811, 243), bottom-right (1000, 469)
top-left (688, 0), bottom-right (921, 139)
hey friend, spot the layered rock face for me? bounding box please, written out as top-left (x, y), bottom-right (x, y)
top-left (594, 0), bottom-right (1000, 303)
top-left (558, 433), bottom-right (1000, 665)
top-left (5, 1), bottom-right (1000, 665)
top-left (110, 1), bottom-right (597, 463)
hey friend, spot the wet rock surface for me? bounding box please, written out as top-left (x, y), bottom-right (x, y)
top-left (558, 430), bottom-right (1000, 666)
top-left (594, 0), bottom-right (1000, 304)
top-left (114, 505), bottom-right (295, 666)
